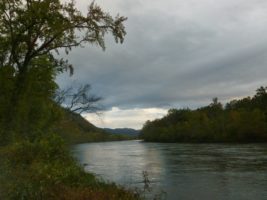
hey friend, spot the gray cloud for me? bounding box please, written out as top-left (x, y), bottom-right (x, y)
top-left (57, 0), bottom-right (267, 111)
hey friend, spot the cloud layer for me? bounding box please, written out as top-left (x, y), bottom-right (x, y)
top-left (57, 0), bottom-right (267, 128)
top-left (84, 107), bottom-right (167, 129)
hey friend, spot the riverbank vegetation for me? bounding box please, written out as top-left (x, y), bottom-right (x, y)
top-left (0, 0), bottom-right (141, 199)
top-left (141, 87), bottom-right (267, 143)
top-left (0, 134), bottom-right (140, 200)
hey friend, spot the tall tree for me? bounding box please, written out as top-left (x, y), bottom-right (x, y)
top-left (0, 0), bottom-right (127, 143)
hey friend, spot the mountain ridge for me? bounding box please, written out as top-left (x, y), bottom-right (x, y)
top-left (104, 128), bottom-right (140, 137)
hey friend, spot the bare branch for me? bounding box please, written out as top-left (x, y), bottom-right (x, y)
top-left (55, 84), bottom-right (103, 114)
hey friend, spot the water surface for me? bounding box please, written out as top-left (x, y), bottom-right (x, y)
top-left (73, 140), bottom-right (267, 200)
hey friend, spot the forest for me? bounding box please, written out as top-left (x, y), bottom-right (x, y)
top-left (141, 86), bottom-right (267, 143)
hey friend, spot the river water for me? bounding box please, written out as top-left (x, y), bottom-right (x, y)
top-left (73, 140), bottom-right (267, 200)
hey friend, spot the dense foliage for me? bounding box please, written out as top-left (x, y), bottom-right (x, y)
top-left (0, 134), bottom-right (140, 200)
top-left (0, 0), bottom-right (126, 145)
top-left (0, 1), bottom-right (140, 199)
top-left (141, 87), bottom-right (267, 143)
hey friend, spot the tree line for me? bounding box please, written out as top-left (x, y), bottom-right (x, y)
top-left (141, 87), bottom-right (267, 143)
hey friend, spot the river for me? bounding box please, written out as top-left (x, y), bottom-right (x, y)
top-left (73, 140), bottom-right (267, 200)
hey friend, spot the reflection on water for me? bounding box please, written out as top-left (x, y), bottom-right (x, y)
top-left (73, 141), bottom-right (267, 200)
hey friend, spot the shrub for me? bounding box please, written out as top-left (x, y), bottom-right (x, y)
top-left (0, 134), bottom-right (140, 200)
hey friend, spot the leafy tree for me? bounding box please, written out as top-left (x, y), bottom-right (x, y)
top-left (0, 1), bottom-right (138, 199)
top-left (0, 0), bottom-right (127, 143)
top-left (0, 0), bottom-right (126, 72)
top-left (253, 86), bottom-right (267, 111)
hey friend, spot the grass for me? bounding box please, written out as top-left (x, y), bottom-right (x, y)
top-left (0, 134), bottom-right (141, 200)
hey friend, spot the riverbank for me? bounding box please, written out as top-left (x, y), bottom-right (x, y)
top-left (0, 135), bottom-right (141, 200)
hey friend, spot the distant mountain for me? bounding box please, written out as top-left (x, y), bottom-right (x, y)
top-left (104, 128), bottom-right (140, 137)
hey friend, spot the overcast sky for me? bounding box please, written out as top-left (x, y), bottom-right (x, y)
top-left (57, 0), bottom-right (267, 129)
